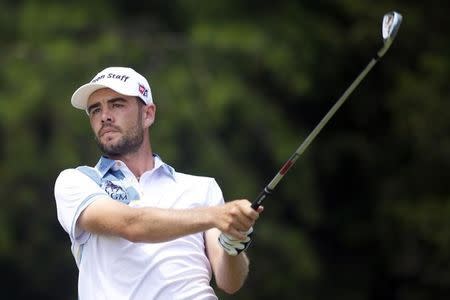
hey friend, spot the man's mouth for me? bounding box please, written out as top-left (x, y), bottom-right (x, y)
top-left (99, 126), bottom-right (120, 137)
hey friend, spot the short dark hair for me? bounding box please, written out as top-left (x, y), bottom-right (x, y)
top-left (135, 97), bottom-right (145, 107)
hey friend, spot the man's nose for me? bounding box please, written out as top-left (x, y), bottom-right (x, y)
top-left (101, 108), bottom-right (113, 123)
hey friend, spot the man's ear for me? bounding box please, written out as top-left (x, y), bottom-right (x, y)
top-left (142, 104), bottom-right (156, 128)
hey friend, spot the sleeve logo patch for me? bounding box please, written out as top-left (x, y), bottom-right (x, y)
top-left (101, 180), bottom-right (129, 204)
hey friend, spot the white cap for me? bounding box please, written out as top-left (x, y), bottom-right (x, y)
top-left (71, 67), bottom-right (153, 110)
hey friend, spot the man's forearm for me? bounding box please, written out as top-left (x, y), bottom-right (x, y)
top-left (126, 205), bottom-right (216, 242)
top-left (214, 251), bottom-right (250, 294)
top-left (79, 197), bottom-right (217, 243)
top-left (205, 228), bottom-right (251, 294)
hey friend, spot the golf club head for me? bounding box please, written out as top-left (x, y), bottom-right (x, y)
top-left (378, 11), bottom-right (402, 57)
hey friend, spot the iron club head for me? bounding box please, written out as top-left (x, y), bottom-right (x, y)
top-left (378, 11), bottom-right (402, 57)
top-left (383, 11), bottom-right (403, 41)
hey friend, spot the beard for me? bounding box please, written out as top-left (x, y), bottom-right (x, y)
top-left (95, 123), bottom-right (144, 157)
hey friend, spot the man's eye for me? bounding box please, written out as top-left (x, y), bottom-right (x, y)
top-left (113, 103), bottom-right (123, 108)
top-left (90, 108), bottom-right (100, 115)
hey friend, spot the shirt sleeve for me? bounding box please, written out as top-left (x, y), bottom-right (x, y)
top-left (54, 168), bottom-right (107, 245)
top-left (206, 178), bottom-right (225, 206)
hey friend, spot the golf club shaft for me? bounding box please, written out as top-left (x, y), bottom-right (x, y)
top-left (251, 56), bottom-right (380, 210)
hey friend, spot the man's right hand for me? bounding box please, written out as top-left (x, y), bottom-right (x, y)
top-left (212, 199), bottom-right (262, 240)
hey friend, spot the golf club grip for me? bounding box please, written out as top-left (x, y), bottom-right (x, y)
top-left (251, 187), bottom-right (272, 209)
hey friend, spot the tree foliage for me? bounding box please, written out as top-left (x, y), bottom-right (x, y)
top-left (0, 0), bottom-right (448, 299)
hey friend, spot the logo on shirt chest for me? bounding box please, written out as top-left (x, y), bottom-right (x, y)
top-left (101, 180), bottom-right (129, 204)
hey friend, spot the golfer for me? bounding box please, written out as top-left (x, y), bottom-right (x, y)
top-left (54, 66), bottom-right (263, 299)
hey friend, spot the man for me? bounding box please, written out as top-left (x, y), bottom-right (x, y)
top-left (54, 66), bottom-right (263, 299)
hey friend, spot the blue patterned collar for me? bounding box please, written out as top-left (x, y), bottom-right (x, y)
top-left (94, 154), bottom-right (176, 180)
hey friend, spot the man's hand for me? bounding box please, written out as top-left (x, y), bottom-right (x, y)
top-left (212, 199), bottom-right (261, 240)
top-left (211, 199), bottom-right (263, 255)
top-left (218, 227), bottom-right (253, 256)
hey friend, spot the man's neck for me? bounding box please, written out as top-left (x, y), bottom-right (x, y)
top-left (108, 145), bottom-right (154, 179)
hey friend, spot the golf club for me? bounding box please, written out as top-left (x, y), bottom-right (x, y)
top-left (251, 11), bottom-right (403, 210)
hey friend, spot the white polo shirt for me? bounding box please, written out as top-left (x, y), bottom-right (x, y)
top-left (54, 155), bottom-right (224, 300)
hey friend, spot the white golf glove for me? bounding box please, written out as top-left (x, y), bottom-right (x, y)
top-left (218, 227), bottom-right (253, 256)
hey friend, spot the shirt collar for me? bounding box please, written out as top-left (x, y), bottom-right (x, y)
top-left (94, 154), bottom-right (176, 180)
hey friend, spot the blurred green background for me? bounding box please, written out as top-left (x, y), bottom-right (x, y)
top-left (0, 0), bottom-right (449, 299)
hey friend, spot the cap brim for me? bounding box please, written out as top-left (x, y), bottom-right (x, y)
top-left (71, 83), bottom-right (141, 110)
top-left (71, 83), bottom-right (111, 110)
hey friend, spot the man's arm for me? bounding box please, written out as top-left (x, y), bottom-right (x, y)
top-left (205, 202), bottom-right (262, 294)
top-left (78, 197), bottom-right (256, 243)
top-left (205, 228), bottom-right (251, 294)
